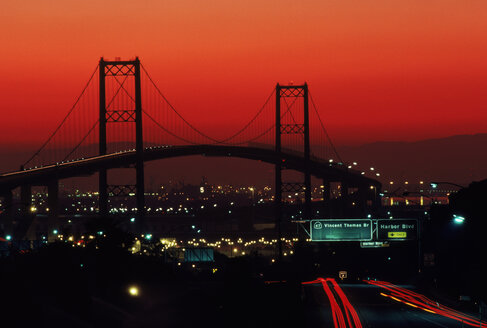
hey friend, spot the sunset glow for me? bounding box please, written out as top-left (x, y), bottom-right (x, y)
top-left (1, 0), bottom-right (486, 146)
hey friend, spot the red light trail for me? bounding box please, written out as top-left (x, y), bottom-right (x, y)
top-left (303, 277), bottom-right (363, 328)
top-left (366, 280), bottom-right (487, 327)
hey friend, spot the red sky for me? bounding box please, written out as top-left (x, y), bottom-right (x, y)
top-left (1, 0), bottom-right (487, 147)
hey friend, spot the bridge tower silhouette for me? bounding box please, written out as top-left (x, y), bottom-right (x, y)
top-left (275, 84), bottom-right (311, 254)
top-left (98, 58), bottom-right (145, 219)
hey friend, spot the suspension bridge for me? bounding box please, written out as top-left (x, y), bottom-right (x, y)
top-left (0, 57), bottom-right (381, 237)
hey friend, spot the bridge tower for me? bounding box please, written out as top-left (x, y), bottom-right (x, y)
top-left (98, 58), bottom-right (145, 219)
top-left (275, 83), bottom-right (311, 256)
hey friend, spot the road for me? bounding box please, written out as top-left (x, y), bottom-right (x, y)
top-left (302, 278), bottom-right (485, 328)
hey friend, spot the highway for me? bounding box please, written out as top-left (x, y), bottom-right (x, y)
top-left (302, 278), bottom-right (485, 328)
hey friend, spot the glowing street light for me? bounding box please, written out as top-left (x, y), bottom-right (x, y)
top-left (430, 182), bottom-right (465, 189)
top-left (453, 214), bottom-right (465, 224)
top-left (128, 285), bottom-right (140, 297)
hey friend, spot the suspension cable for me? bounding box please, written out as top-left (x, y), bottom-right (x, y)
top-left (231, 99), bottom-right (297, 146)
top-left (309, 91), bottom-right (343, 163)
top-left (23, 65), bottom-right (99, 167)
top-left (141, 64), bottom-right (221, 143)
top-left (110, 75), bottom-right (202, 145)
top-left (62, 119), bottom-right (99, 161)
top-left (143, 110), bottom-right (201, 145)
top-left (215, 89), bottom-right (275, 144)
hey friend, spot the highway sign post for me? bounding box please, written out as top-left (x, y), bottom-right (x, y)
top-left (377, 219), bottom-right (418, 241)
top-left (310, 219), bottom-right (373, 241)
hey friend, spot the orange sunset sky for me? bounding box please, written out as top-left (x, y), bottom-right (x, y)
top-left (1, 0), bottom-right (486, 147)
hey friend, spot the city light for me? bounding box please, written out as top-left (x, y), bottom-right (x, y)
top-left (453, 214), bottom-right (465, 224)
top-left (5, 235), bottom-right (11, 241)
top-left (128, 285), bottom-right (140, 297)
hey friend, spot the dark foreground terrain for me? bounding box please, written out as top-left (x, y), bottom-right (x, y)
top-left (1, 237), bottom-right (484, 328)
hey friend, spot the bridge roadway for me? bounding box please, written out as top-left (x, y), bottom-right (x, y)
top-left (0, 145), bottom-right (381, 190)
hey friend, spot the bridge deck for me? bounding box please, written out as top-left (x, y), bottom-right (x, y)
top-left (0, 145), bottom-right (381, 190)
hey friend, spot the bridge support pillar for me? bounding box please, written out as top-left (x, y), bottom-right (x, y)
top-left (275, 83), bottom-right (310, 256)
top-left (1, 190), bottom-right (13, 218)
top-left (98, 57), bottom-right (145, 223)
top-left (340, 181), bottom-right (349, 217)
top-left (47, 180), bottom-right (59, 218)
top-left (275, 157), bottom-right (282, 260)
top-left (47, 180), bottom-right (59, 240)
top-left (99, 170), bottom-right (108, 217)
top-left (0, 190), bottom-right (13, 237)
top-left (322, 180), bottom-right (331, 217)
top-left (20, 185), bottom-right (31, 216)
top-left (371, 185), bottom-right (381, 211)
top-left (134, 58), bottom-right (146, 221)
top-left (356, 185), bottom-right (369, 216)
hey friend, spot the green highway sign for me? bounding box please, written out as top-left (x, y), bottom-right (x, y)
top-left (184, 248), bottom-right (214, 262)
top-left (360, 241), bottom-right (389, 248)
top-left (377, 219), bottom-right (418, 241)
top-left (310, 219), bottom-right (373, 241)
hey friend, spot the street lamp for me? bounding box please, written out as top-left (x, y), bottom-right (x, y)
top-left (249, 187), bottom-right (255, 205)
top-left (453, 214), bottom-right (465, 224)
top-left (369, 185), bottom-right (377, 198)
top-left (430, 182), bottom-right (465, 189)
top-left (128, 285), bottom-right (140, 297)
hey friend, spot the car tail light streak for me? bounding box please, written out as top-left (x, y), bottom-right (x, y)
top-left (303, 277), bottom-right (362, 328)
top-left (368, 280), bottom-right (486, 327)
